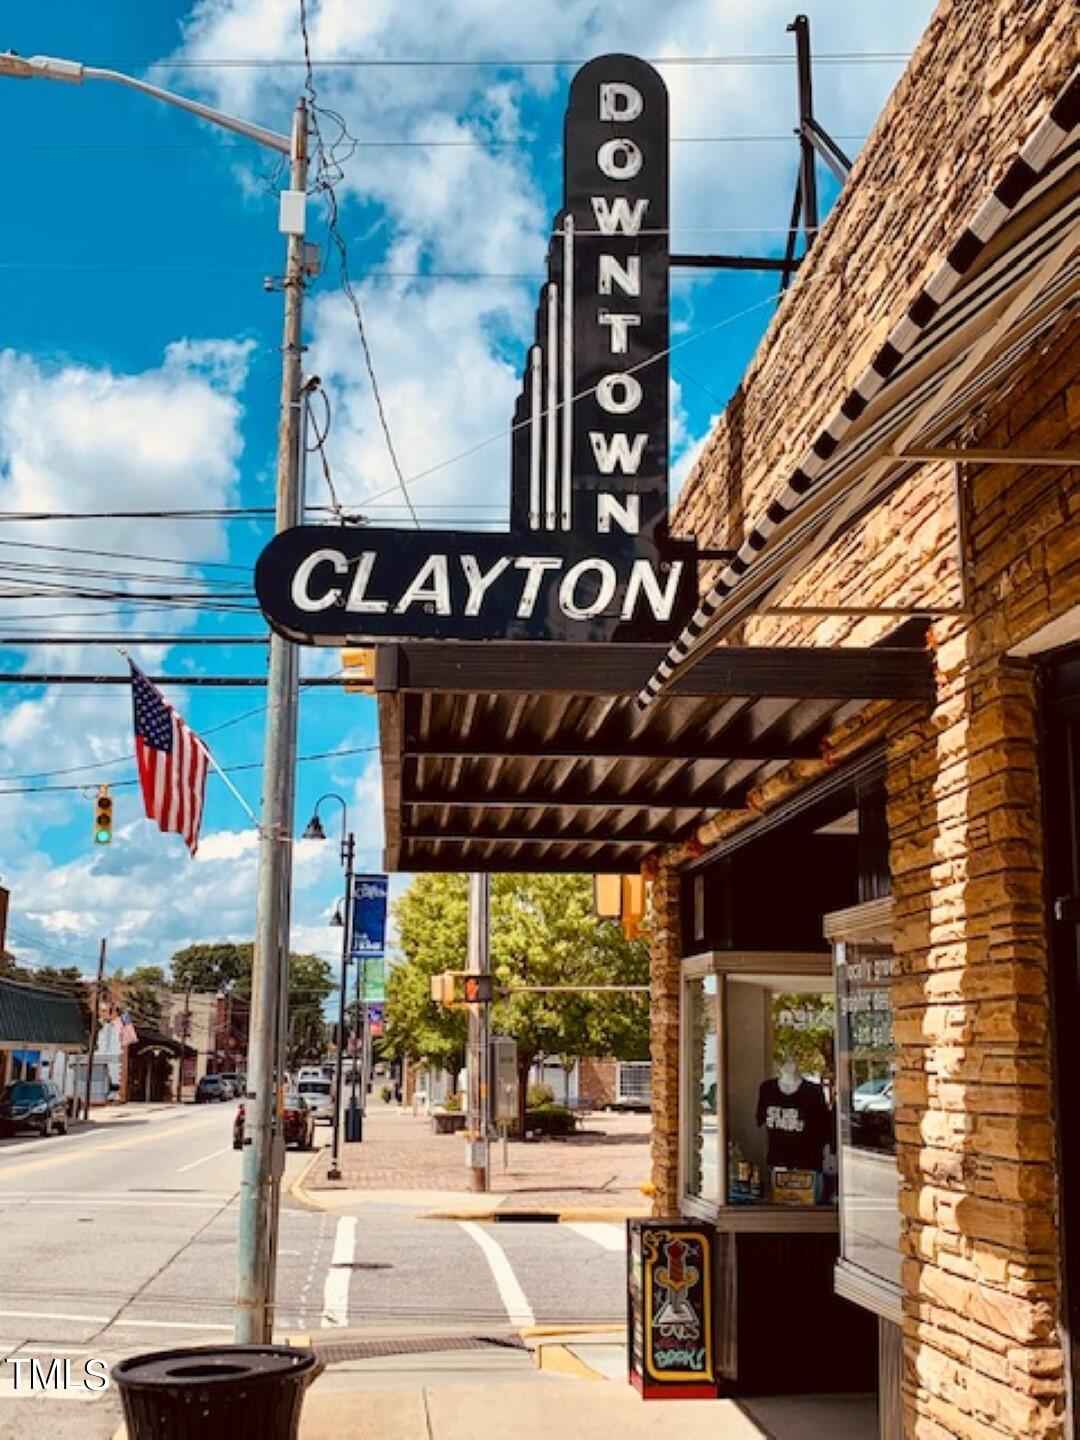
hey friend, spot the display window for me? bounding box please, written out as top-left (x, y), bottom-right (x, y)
top-left (826, 899), bottom-right (902, 1317)
top-left (680, 954), bottom-right (836, 1218)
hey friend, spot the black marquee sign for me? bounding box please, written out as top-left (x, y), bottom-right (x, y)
top-left (256, 55), bottom-right (699, 645)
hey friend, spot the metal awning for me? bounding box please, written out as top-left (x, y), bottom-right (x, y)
top-left (0, 976), bottom-right (86, 1048)
top-left (376, 640), bottom-right (933, 872)
top-left (638, 67), bottom-right (1079, 708)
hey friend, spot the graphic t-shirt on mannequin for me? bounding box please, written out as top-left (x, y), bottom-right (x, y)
top-left (755, 1064), bottom-right (829, 1170)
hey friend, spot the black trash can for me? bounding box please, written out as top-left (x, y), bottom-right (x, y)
top-left (112, 1345), bottom-right (323, 1440)
top-left (344, 1098), bottom-right (363, 1142)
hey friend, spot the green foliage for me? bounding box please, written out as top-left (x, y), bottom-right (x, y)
top-left (527, 1082), bottom-right (555, 1108)
top-left (387, 873), bottom-right (650, 1112)
top-left (441, 1091), bottom-right (462, 1112)
top-left (771, 992), bottom-right (836, 1080)
top-left (167, 941), bottom-right (334, 1065)
top-left (525, 1104), bottom-right (578, 1137)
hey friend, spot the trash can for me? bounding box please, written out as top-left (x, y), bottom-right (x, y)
top-left (344, 1097), bottom-right (363, 1142)
top-left (112, 1345), bottom-right (323, 1440)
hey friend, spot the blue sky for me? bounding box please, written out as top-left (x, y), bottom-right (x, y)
top-left (0, 0), bottom-right (933, 982)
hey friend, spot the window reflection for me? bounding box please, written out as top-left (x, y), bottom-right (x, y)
top-left (685, 975), bottom-right (719, 1205)
top-left (836, 942), bottom-right (900, 1287)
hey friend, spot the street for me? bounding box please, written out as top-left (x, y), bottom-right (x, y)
top-left (0, 1105), bottom-right (627, 1438)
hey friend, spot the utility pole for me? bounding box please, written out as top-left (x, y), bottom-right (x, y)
top-left (82, 937), bottom-right (106, 1122)
top-left (176, 985), bottom-right (192, 1103)
top-left (789, 15), bottom-right (819, 245)
top-left (235, 95), bottom-right (309, 1346)
top-left (466, 873), bottom-right (491, 1192)
top-left (328, 834), bottom-right (355, 1180)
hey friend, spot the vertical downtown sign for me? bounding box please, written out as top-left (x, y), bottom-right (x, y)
top-left (255, 55), bottom-right (700, 646)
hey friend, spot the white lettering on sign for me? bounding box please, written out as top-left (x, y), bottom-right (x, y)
top-left (346, 551), bottom-right (388, 613)
top-left (514, 556), bottom-right (562, 617)
top-left (599, 82), bottom-right (643, 122)
top-left (590, 432), bottom-right (647, 475)
top-left (623, 559), bottom-right (683, 621)
top-left (394, 554), bottom-right (450, 614)
top-left (461, 554), bottom-right (511, 617)
top-left (590, 195), bottom-right (649, 236)
top-left (292, 548), bottom-right (347, 612)
top-left (597, 137), bottom-right (642, 180)
top-left (559, 557), bottom-right (617, 619)
top-left (598, 311), bottom-right (641, 354)
top-left (598, 253), bottom-right (641, 297)
top-left (596, 373), bottom-right (642, 414)
top-left (597, 492), bottom-right (641, 535)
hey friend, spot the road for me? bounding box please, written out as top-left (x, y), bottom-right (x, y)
top-left (0, 1104), bottom-right (627, 1438)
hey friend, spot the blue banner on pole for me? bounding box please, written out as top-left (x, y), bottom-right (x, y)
top-left (350, 873), bottom-right (388, 957)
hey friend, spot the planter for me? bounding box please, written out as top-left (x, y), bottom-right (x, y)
top-left (431, 1111), bottom-right (466, 1134)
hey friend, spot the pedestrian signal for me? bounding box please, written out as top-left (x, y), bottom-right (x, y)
top-left (93, 784), bottom-right (113, 846)
top-left (462, 975), bottom-right (494, 1005)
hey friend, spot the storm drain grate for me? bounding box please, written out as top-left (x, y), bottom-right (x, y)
top-left (312, 1334), bottom-right (526, 1365)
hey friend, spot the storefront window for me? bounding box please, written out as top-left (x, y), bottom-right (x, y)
top-left (724, 975), bottom-right (835, 1208)
top-left (835, 939), bottom-right (900, 1289)
top-left (683, 974), bottom-right (719, 1205)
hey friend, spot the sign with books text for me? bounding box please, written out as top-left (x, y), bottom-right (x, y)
top-left (256, 55), bottom-right (699, 647)
top-left (349, 874), bottom-right (388, 958)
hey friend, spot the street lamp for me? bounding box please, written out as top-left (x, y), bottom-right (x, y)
top-left (302, 794), bottom-right (355, 1179)
top-left (0, 50), bottom-right (309, 1347)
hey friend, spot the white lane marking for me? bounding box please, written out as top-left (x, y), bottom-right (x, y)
top-left (0, 1196), bottom-right (230, 1210)
top-left (321, 1215), bottom-right (357, 1328)
top-left (564, 1222), bottom-right (626, 1252)
top-left (458, 1221), bottom-right (535, 1327)
top-left (177, 1147), bottom-right (234, 1174)
top-left (110, 1318), bottom-right (234, 1332)
top-left (0, 1308), bottom-right (109, 1325)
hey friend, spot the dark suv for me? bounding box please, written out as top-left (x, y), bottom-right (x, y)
top-left (0, 1080), bottom-right (69, 1137)
top-left (195, 1074), bottom-right (228, 1104)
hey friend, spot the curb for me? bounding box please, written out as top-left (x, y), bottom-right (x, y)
top-left (421, 1207), bottom-right (646, 1224)
top-left (534, 1343), bottom-right (605, 1381)
top-left (288, 1147), bottom-right (329, 1211)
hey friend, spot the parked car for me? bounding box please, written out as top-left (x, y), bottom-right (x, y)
top-left (296, 1077), bottom-right (334, 1123)
top-left (218, 1072), bottom-right (245, 1098)
top-left (0, 1079), bottom-right (69, 1137)
top-left (233, 1094), bottom-right (316, 1151)
top-left (296, 1067), bottom-right (324, 1085)
top-left (195, 1074), bottom-right (229, 1104)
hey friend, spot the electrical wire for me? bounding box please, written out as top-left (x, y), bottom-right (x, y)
top-left (304, 385), bottom-right (345, 521)
top-left (299, 0), bottom-right (421, 530)
top-left (0, 537), bottom-right (251, 574)
top-left (0, 742), bottom-right (380, 795)
top-left (153, 53), bottom-right (910, 69)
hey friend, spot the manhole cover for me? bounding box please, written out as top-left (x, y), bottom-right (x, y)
top-left (313, 1334), bottom-right (525, 1365)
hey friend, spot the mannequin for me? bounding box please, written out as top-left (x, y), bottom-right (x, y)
top-left (777, 1057), bottom-right (802, 1096)
top-left (755, 1055), bottom-right (829, 1173)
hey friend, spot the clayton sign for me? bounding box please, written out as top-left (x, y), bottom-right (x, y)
top-left (256, 55), bottom-right (699, 645)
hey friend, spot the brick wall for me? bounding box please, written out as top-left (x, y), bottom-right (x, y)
top-left (885, 323), bottom-right (1079, 1439)
top-left (649, 860), bottom-right (681, 1215)
top-left (650, 1), bottom-right (1078, 1433)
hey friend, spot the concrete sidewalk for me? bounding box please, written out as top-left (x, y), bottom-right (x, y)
top-left (299, 1105), bottom-right (652, 1217)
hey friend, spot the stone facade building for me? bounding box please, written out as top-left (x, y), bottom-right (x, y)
top-left (646, 3), bottom-right (1078, 1437)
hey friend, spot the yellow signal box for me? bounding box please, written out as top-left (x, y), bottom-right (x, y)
top-left (341, 648), bottom-right (376, 694)
top-left (94, 784), bottom-right (114, 846)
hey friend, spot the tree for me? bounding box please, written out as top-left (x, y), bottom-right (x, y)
top-left (389, 873), bottom-right (650, 1128)
top-left (167, 942), bottom-right (334, 1067)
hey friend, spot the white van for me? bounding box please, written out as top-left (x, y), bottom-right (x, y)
top-left (296, 1076), bottom-right (334, 1123)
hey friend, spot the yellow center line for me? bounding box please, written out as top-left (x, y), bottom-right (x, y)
top-left (0, 1113), bottom-right (228, 1181)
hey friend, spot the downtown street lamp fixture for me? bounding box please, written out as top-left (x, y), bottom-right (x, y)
top-left (302, 795), bottom-right (354, 1178)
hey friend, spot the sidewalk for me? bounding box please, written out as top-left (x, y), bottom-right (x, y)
top-left (300, 1105), bottom-right (652, 1216)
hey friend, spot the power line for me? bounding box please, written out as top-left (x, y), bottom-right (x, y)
top-left (9, 132), bottom-right (868, 152)
top-left (0, 741), bottom-right (380, 795)
top-left (0, 537), bottom-right (251, 574)
top-left (300, 0), bottom-right (421, 530)
top-left (150, 52), bottom-right (910, 69)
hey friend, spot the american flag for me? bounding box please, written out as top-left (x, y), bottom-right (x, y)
top-left (129, 662), bottom-right (210, 856)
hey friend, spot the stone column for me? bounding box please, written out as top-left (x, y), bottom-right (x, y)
top-left (650, 858), bottom-right (682, 1215)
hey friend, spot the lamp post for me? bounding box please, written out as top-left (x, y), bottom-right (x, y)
top-left (0, 51), bottom-right (310, 1345)
top-left (302, 795), bottom-right (354, 1181)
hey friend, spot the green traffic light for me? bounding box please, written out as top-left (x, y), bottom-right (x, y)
top-left (95, 828), bottom-right (111, 845)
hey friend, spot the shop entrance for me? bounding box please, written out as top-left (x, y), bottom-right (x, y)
top-left (1043, 645), bottom-right (1080, 1433)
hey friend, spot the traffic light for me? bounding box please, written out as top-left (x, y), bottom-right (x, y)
top-left (341, 647), bottom-right (376, 694)
top-left (430, 972), bottom-right (456, 1008)
top-left (462, 975), bottom-right (494, 1005)
top-left (93, 784), bottom-right (113, 846)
